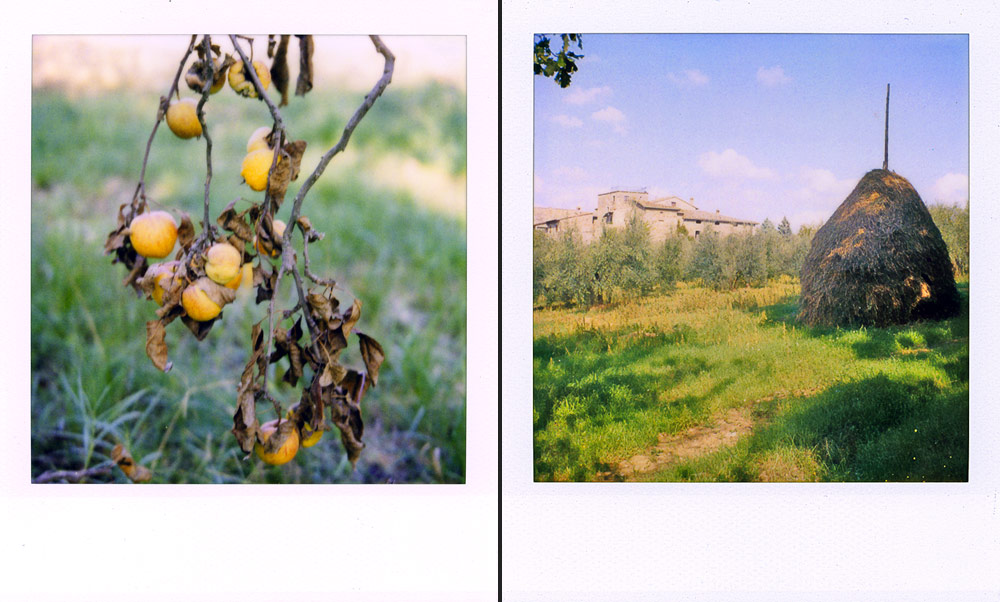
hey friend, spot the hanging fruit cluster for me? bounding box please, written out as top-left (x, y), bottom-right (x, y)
top-left (104, 34), bottom-right (392, 477)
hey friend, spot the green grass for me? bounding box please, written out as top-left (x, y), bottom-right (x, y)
top-left (31, 83), bottom-right (466, 484)
top-left (533, 279), bottom-right (969, 482)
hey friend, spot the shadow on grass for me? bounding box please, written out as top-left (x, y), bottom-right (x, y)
top-left (754, 282), bottom-right (969, 362)
top-left (533, 325), bottom-right (732, 481)
top-left (659, 372), bottom-right (968, 482)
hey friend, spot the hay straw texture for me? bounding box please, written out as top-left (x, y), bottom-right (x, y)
top-left (799, 169), bottom-right (960, 327)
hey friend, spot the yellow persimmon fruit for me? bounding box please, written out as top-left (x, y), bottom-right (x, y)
top-left (204, 242), bottom-right (242, 285)
top-left (254, 418), bottom-right (300, 465)
top-left (130, 211), bottom-right (178, 259)
top-left (181, 281), bottom-right (222, 322)
top-left (286, 406), bottom-right (324, 448)
top-left (255, 219), bottom-right (286, 257)
top-left (165, 98), bottom-right (202, 139)
top-left (148, 261), bottom-right (182, 306)
top-left (241, 148), bottom-right (278, 192)
top-left (300, 422), bottom-right (323, 448)
top-left (229, 60), bottom-right (271, 98)
top-left (208, 58), bottom-right (229, 94)
top-left (226, 262), bottom-right (253, 291)
top-left (247, 126), bottom-right (273, 152)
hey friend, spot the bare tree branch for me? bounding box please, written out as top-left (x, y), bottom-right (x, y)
top-left (132, 35), bottom-right (198, 219)
top-left (284, 35), bottom-right (395, 238)
top-left (33, 462), bottom-right (115, 484)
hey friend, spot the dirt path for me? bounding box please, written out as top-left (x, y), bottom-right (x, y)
top-left (597, 387), bottom-right (821, 482)
top-left (596, 407), bottom-right (755, 481)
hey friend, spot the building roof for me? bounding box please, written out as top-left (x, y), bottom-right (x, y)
top-left (532, 207), bottom-right (594, 226)
top-left (678, 209), bottom-right (758, 225)
top-left (636, 195), bottom-right (691, 210)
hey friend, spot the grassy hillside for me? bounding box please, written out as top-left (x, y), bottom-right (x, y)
top-left (533, 278), bottom-right (969, 482)
top-left (31, 82), bottom-right (467, 484)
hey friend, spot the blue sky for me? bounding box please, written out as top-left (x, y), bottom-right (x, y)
top-left (534, 34), bottom-right (969, 230)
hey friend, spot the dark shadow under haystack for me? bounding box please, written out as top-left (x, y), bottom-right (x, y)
top-left (799, 169), bottom-right (960, 327)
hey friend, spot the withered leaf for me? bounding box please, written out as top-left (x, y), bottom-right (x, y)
top-left (341, 369), bottom-right (370, 407)
top-left (267, 139), bottom-right (307, 204)
top-left (270, 34), bottom-right (290, 107)
top-left (296, 215), bottom-right (324, 242)
top-left (255, 262), bottom-right (277, 304)
top-left (296, 35), bottom-right (314, 97)
top-left (176, 212), bottom-right (196, 249)
top-left (111, 444), bottom-right (152, 483)
top-left (182, 315), bottom-right (215, 341)
top-left (318, 360), bottom-right (347, 388)
top-left (145, 319), bottom-right (172, 372)
top-left (122, 256), bottom-right (148, 291)
top-left (330, 400), bottom-right (364, 468)
top-left (342, 298), bottom-right (362, 338)
top-left (216, 199), bottom-right (256, 243)
top-left (356, 332), bottom-right (385, 387)
top-left (306, 292), bottom-right (337, 328)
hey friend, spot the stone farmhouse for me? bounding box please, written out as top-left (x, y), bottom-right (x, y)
top-left (533, 188), bottom-right (758, 244)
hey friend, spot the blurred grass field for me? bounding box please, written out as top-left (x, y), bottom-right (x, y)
top-left (31, 74), bottom-right (467, 483)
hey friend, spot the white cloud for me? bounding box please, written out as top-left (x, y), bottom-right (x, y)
top-left (564, 85), bottom-right (612, 105)
top-left (552, 166), bottom-right (590, 180)
top-left (698, 149), bottom-right (777, 180)
top-left (551, 114), bottom-right (583, 128)
top-left (930, 172), bottom-right (968, 204)
top-left (590, 105), bottom-right (627, 133)
top-left (791, 167), bottom-right (856, 210)
top-left (757, 65), bottom-right (791, 86)
top-left (668, 69), bottom-right (710, 87)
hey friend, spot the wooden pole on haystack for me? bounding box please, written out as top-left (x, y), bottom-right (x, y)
top-left (883, 83), bottom-right (890, 170)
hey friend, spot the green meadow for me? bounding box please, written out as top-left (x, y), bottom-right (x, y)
top-left (533, 278), bottom-right (969, 482)
top-left (31, 81), bottom-right (466, 484)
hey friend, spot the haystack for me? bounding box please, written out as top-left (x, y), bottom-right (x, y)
top-left (799, 169), bottom-right (960, 327)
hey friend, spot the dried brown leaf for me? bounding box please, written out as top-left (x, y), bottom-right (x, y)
top-left (341, 369), bottom-right (370, 407)
top-left (356, 332), bottom-right (385, 387)
top-left (296, 35), bottom-right (314, 97)
top-left (330, 400), bottom-right (364, 468)
top-left (342, 298), bottom-right (362, 338)
top-left (111, 443), bottom-right (152, 483)
top-left (145, 319), bottom-right (172, 372)
top-left (318, 360), bottom-right (347, 388)
top-left (181, 315), bottom-right (215, 341)
top-left (270, 34), bottom-right (290, 107)
top-left (177, 212), bottom-right (196, 249)
top-left (296, 215), bottom-right (324, 242)
top-left (216, 199), bottom-right (256, 243)
top-left (267, 139), bottom-right (307, 203)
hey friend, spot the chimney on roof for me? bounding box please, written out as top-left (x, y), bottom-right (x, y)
top-left (576, 207), bottom-right (581, 211)
top-left (716, 209), bottom-right (720, 214)
top-left (690, 197), bottom-right (694, 202)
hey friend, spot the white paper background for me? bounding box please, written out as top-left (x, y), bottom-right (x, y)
top-left (2, 1), bottom-right (497, 600)
top-left (502, 0), bottom-right (1000, 599)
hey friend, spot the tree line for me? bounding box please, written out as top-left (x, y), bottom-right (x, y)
top-left (533, 204), bottom-right (970, 308)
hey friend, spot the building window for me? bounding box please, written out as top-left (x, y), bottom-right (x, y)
top-left (696, 220), bottom-right (702, 224)
top-left (695, 230), bottom-right (700, 238)
top-left (604, 213), bottom-right (613, 224)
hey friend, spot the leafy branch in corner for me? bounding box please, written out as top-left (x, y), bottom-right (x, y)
top-left (534, 34), bottom-right (584, 88)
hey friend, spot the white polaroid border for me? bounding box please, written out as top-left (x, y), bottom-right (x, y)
top-left (3, 1), bottom-right (498, 600)
top-left (502, 0), bottom-right (999, 598)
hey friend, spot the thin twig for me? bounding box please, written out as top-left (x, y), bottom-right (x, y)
top-left (285, 35), bottom-right (395, 236)
top-left (302, 234), bottom-right (335, 287)
top-left (132, 35), bottom-right (198, 220)
top-left (33, 462), bottom-right (115, 484)
top-left (196, 35), bottom-right (217, 243)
